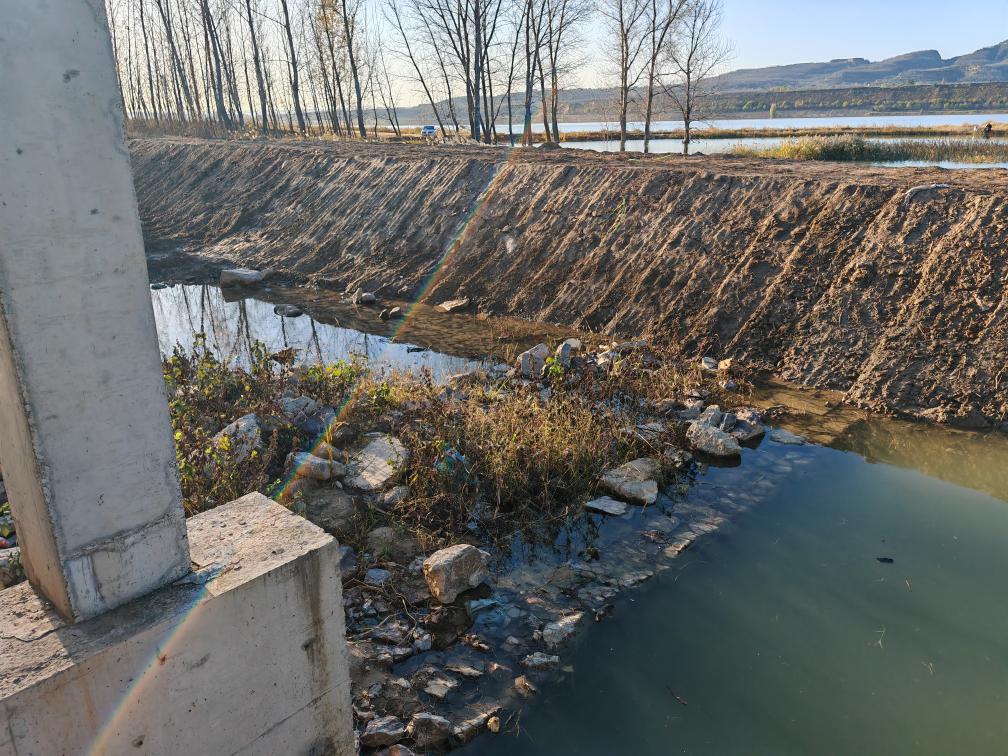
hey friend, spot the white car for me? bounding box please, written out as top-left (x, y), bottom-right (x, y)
top-left (420, 125), bottom-right (438, 138)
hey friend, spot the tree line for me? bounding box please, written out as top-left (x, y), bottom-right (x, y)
top-left (105, 0), bottom-right (728, 152)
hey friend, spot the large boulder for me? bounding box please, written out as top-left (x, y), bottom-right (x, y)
top-left (423, 544), bottom-right (489, 603)
top-left (686, 421), bottom-right (742, 458)
top-left (406, 713), bottom-right (452, 747)
top-left (345, 434), bottom-right (408, 491)
top-left (600, 458), bottom-right (661, 505)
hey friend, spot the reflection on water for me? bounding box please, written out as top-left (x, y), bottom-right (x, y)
top-left (150, 284), bottom-right (572, 379)
top-left (464, 438), bottom-right (1008, 755)
top-left (754, 380), bottom-right (1008, 503)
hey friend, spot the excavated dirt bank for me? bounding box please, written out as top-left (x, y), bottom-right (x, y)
top-left (131, 138), bottom-right (1008, 427)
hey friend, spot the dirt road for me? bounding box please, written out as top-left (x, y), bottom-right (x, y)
top-left (130, 138), bottom-right (1008, 428)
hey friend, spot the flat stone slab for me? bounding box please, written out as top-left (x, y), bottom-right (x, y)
top-left (600, 458), bottom-right (660, 505)
top-left (345, 434), bottom-right (408, 491)
top-left (584, 496), bottom-right (629, 516)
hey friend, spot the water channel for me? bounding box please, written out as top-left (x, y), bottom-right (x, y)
top-left (153, 283), bottom-right (1008, 754)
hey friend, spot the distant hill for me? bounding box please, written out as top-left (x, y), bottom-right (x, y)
top-left (711, 40), bottom-right (1008, 91)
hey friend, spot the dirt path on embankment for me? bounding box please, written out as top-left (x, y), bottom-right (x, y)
top-left (130, 137), bottom-right (1008, 428)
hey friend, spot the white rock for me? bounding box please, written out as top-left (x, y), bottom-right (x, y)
top-left (422, 544), bottom-right (489, 603)
top-left (219, 267), bottom-right (265, 287)
top-left (211, 413), bottom-right (262, 464)
top-left (438, 297), bottom-right (470, 313)
top-left (584, 496), bottom-right (628, 516)
top-left (770, 428), bottom-right (807, 446)
top-left (516, 343), bottom-right (551, 379)
top-left (686, 422), bottom-right (742, 458)
top-left (600, 458), bottom-right (661, 505)
top-left (542, 612), bottom-right (583, 649)
top-left (700, 356), bottom-right (718, 371)
top-left (345, 434), bottom-right (408, 491)
top-left (697, 405), bottom-right (724, 427)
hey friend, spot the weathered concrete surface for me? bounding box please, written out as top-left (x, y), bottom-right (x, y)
top-left (0, 494), bottom-right (354, 755)
top-left (0, 0), bottom-right (190, 620)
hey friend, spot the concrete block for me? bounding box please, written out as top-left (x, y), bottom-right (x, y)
top-left (0, 494), bottom-right (354, 755)
top-left (0, 0), bottom-right (190, 620)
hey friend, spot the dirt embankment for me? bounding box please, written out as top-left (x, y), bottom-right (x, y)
top-left (130, 138), bottom-right (1008, 428)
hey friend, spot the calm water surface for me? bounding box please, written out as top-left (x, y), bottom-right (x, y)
top-left (463, 438), bottom-right (1008, 755)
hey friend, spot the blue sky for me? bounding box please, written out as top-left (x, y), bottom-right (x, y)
top-left (723, 0), bottom-right (1008, 70)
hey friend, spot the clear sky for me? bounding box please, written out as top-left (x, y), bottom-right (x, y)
top-left (721, 0), bottom-right (1008, 71)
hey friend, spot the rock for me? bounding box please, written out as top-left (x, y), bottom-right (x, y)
top-left (555, 338), bottom-right (582, 367)
top-left (219, 267), bottom-right (265, 287)
top-left (542, 612), bottom-right (583, 649)
top-left (678, 399), bottom-right (704, 421)
top-left (422, 675), bottom-right (459, 699)
top-left (273, 304), bottom-right (303, 317)
top-left (700, 356), bottom-right (718, 371)
top-left (303, 488), bottom-right (354, 535)
top-left (453, 713), bottom-right (493, 744)
top-left (686, 422), bottom-right (742, 458)
top-left (720, 379), bottom-right (739, 391)
top-left (360, 715), bottom-right (406, 748)
top-left (697, 405), bottom-right (724, 427)
top-left (413, 633), bottom-right (433, 652)
top-left (514, 675), bottom-right (537, 697)
top-left (516, 343), bottom-right (550, 379)
top-left (405, 713), bottom-right (452, 747)
top-left (718, 358), bottom-right (734, 371)
top-left (487, 715), bottom-right (501, 733)
top-left (380, 485), bottom-right (410, 507)
top-left (375, 746), bottom-right (416, 756)
top-left (211, 413), bottom-right (262, 465)
top-left (521, 652), bottom-right (560, 670)
top-left (150, 282), bottom-right (167, 290)
top-left (422, 544), bottom-right (489, 604)
top-left (719, 412), bottom-right (737, 432)
top-left (731, 408), bottom-right (766, 443)
top-left (600, 458), bottom-right (660, 505)
top-left (290, 451), bottom-right (338, 481)
top-left (366, 526), bottom-right (418, 564)
top-left (584, 496), bottom-right (628, 516)
top-left (345, 434), bottom-right (408, 491)
top-left (338, 545), bottom-right (357, 574)
top-left (438, 297), bottom-right (470, 313)
top-left (770, 428), bottom-right (807, 446)
top-left (353, 289), bottom-right (377, 305)
top-left (388, 306), bottom-right (403, 319)
top-left (279, 395), bottom-right (336, 437)
top-left (366, 568), bottom-right (392, 586)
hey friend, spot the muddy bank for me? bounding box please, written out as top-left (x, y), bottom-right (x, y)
top-left (131, 138), bottom-right (1008, 427)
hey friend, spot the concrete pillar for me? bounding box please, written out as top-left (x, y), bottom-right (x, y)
top-left (0, 0), bottom-right (190, 621)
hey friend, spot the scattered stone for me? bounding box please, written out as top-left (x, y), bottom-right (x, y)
top-left (678, 399), bottom-right (704, 420)
top-left (422, 674), bottom-right (459, 699)
top-left (542, 612), bottom-right (583, 649)
top-left (514, 675), bottom-right (538, 697)
top-left (406, 713), bottom-right (452, 747)
top-left (219, 267), bottom-right (265, 287)
top-left (600, 458), bottom-right (661, 505)
top-left (290, 451), bottom-right (337, 481)
top-left (338, 545), bottom-right (357, 574)
top-left (366, 526), bottom-right (418, 564)
top-left (686, 422), bottom-right (742, 458)
top-left (380, 485), bottom-right (410, 507)
top-left (453, 713), bottom-right (492, 744)
top-left (438, 297), bottom-right (471, 313)
top-left (303, 488), bottom-right (354, 535)
top-left (365, 568), bottom-right (392, 586)
top-left (487, 716), bottom-right (501, 733)
top-left (0, 548), bottom-right (23, 588)
top-left (423, 544), bottom-right (489, 603)
top-left (353, 289), bottom-right (377, 305)
top-left (446, 662), bottom-right (485, 678)
top-left (584, 496), bottom-right (628, 516)
top-left (718, 358), bottom-right (734, 371)
top-left (211, 413), bottom-right (262, 465)
top-left (345, 434), bottom-right (408, 491)
top-left (273, 303), bottom-right (303, 317)
top-left (555, 338), bottom-right (582, 367)
top-left (720, 379), bottom-right (739, 391)
top-left (413, 633), bottom-right (433, 652)
top-left (516, 343), bottom-right (550, 379)
top-left (718, 412), bottom-right (737, 432)
top-left (700, 356), bottom-right (718, 371)
top-left (731, 408), bottom-right (766, 443)
top-left (697, 405), bottom-right (724, 427)
top-left (521, 652), bottom-right (560, 671)
top-left (360, 715), bottom-right (406, 748)
top-left (770, 428), bottom-right (807, 446)
top-left (375, 746), bottom-right (416, 756)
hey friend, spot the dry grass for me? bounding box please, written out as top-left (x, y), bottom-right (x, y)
top-left (728, 134), bottom-right (1008, 163)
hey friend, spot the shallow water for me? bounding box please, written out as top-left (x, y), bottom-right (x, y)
top-left (462, 438), bottom-right (1008, 755)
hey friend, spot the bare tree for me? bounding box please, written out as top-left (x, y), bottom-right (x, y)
top-left (600, 0), bottom-right (649, 151)
top-left (641, 0), bottom-right (686, 152)
top-left (664, 0), bottom-right (729, 155)
top-left (340, 0), bottom-right (368, 137)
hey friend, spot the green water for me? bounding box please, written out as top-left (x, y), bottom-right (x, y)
top-left (466, 442), bottom-right (1008, 755)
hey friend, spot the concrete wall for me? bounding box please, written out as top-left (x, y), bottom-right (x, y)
top-left (0, 0), bottom-right (190, 619)
top-left (0, 494), bottom-right (354, 756)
